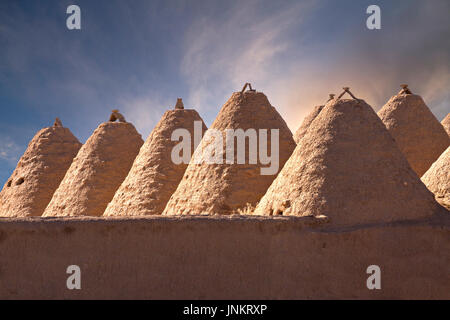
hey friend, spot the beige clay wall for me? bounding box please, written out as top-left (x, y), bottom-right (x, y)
top-left (0, 215), bottom-right (449, 299)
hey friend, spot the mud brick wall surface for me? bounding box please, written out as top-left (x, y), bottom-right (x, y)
top-left (0, 215), bottom-right (449, 299)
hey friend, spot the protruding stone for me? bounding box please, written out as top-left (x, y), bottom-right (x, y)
top-left (399, 84), bottom-right (412, 95)
top-left (109, 109), bottom-right (126, 122)
top-left (53, 117), bottom-right (63, 127)
top-left (174, 98), bottom-right (184, 110)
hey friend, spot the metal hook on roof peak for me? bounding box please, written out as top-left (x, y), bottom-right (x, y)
top-left (337, 87), bottom-right (360, 101)
top-left (241, 83), bottom-right (256, 93)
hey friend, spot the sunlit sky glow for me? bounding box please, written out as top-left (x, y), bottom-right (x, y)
top-left (0, 0), bottom-right (449, 183)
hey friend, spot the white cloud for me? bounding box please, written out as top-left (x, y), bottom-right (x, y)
top-left (180, 0), bottom-right (450, 132)
top-left (0, 135), bottom-right (22, 164)
top-left (181, 0), bottom-right (318, 119)
top-left (119, 94), bottom-right (174, 138)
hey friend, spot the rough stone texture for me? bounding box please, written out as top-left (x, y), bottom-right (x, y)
top-left (422, 146), bottom-right (449, 209)
top-left (163, 91), bottom-right (296, 215)
top-left (43, 122), bottom-right (143, 217)
top-left (0, 215), bottom-right (448, 299)
top-left (0, 125), bottom-right (81, 217)
top-left (442, 113), bottom-right (450, 137)
top-left (104, 109), bottom-right (207, 216)
top-left (378, 93), bottom-right (449, 177)
top-left (255, 99), bottom-right (446, 226)
top-left (293, 105), bottom-right (324, 144)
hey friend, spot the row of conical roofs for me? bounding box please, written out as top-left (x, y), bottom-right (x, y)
top-left (0, 84), bottom-right (448, 225)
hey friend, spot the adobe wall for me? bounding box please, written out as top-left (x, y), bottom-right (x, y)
top-left (0, 215), bottom-right (449, 299)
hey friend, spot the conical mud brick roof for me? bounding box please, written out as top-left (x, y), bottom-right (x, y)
top-left (163, 86), bottom-right (296, 215)
top-left (442, 113), bottom-right (450, 137)
top-left (0, 120), bottom-right (81, 217)
top-left (293, 94), bottom-right (334, 144)
top-left (421, 146), bottom-right (449, 210)
top-left (378, 85), bottom-right (449, 177)
top-left (43, 113), bottom-right (143, 217)
top-left (104, 101), bottom-right (207, 216)
top-left (255, 89), bottom-right (443, 226)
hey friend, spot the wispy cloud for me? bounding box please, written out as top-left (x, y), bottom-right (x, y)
top-left (1, 0), bottom-right (448, 144)
top-left (0, 135), bottom-right (22, 164)
top-left (181, 0), bottom-right (318, 117)
top-left (0, 1), bottom-right (184, 141)
top-left (119, 93), bottom-right (174, 138)
top-left (181, 0), bottom-right (450, 132)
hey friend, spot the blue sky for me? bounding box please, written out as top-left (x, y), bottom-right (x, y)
top-left (0, 0), bottom-right (449, 184)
